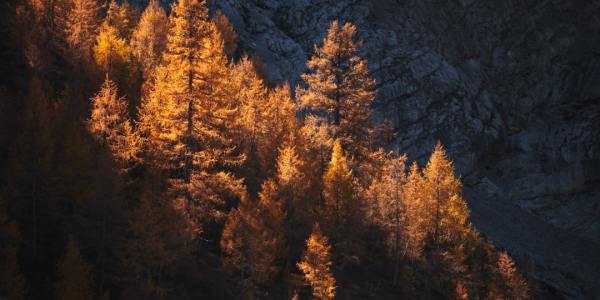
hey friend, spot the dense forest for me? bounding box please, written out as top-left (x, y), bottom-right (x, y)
top-left (0, 0), bottom-right (532, 299)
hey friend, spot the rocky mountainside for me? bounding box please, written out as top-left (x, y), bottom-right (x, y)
top-left (197, 0), bottom-right (600, 298)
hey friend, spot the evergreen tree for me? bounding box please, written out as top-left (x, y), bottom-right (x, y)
top-left (322, 139), bottom-right (358, 238)
top-left (130, 0), bottom-right (168, 82)
top-left (137, 0), bottom-right (244, 239)
top-left (297, 223), bottom-right (336, 300)
top-left (62, 0), bottom-right (101, 63)
top-left (403, 162), bottom-right (427, 260)
top-left (422, 143), bottom-right (470, 246)
top-left (55, 238), bottom-right (94, 300)
top-left (497, 251), bottom-right (528, 299)
top-left (88, 76), bottom-right (137, 163)
top-left (421, 143), bottom-right (471, 283)
top-left (212, 10), bottom-right (237, 58)
top-left (298, 20), bottom-right (381, 159)
top-left (221, 179), bottom-right (286, 296)
top-left (366, 152), bottom-right (408, 284)
top-left (93, 20), bottom-right (133, 86)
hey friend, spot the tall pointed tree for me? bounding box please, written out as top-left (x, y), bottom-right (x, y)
top-left (297, 223), bottom-right (336, 300)
top-left (88, 76), bottom-right (137, 163)
top-left (137, 0), bottom-right (244, 239)
top-left (221, 179), bottom-right (286, 296)
top-left (93, 20), bottom-right (133, 86)
top-left (366, 152), bottom-right (408, 284)
top-left (298, 20), bottom-right (381, 159)
top-left (322, 139), bottom-right (358, 237)
top-left (62, 0), bottom-right (101, 63)
top-left (130, 0), bottom-right (168, 82)
top-left (496, 251), bottom-right (528, 299)
top-left (422, 142), bottom-right (470, 246)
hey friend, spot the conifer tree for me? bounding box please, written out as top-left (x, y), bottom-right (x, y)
top-left (496, 251), bottom-right (528, 299)
top-left (55, 238), bottom-right (94, 300)
top-left (88, 76), bottom-right (137, 163)
top-left (403, 162), bottom-right (427, 260)
top-left (137, 0), bottom-right (244, 238)
top-left (422, 143), bottom-right (470, 246)
top-left (212, 10), bottom-right (237, 58)
top-left (322, 139), bottom-right (358, 237)
top-left (366, 152), bottom-right (408, 284)
top-left (62, 0), bottom-right (101, 63)
top-left (231, 56), bottom-right (297, 191)
top-left (221, 180), bottom-right (286, 295)
top-left (297, 223), bottom-right (336, 300)
top-left (298, 20), bottom-right (380, 159)
top-left (130, 0), bottom-right (168, 82)
top-left (93, 20), bottom-right (132, 82)
top-left (0, 197), bottom-right (25, 300)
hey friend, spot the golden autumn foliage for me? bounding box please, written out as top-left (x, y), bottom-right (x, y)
top-left (323, 139), bottom-right (358, 235)
top-left (297, 223), bottom-right (336, 300)
top-left (130, 0), bottom-right (168, 81)
top-left (298, 20), bottom-right (379, 159)
top-left (1, 1), bottom-right (535, 298)
top-left (220, 180), bottom-right (286, 295)
top-left (422, 142), bottom-right (471, 246)
top-left (93, 20), bottom-right (132, 76)
top-left (496, 251), bottom-right (529, 299)
top-left (88, 76), bottom-right (137, 163)
top-left (62, 0), bottom-right (101, 63)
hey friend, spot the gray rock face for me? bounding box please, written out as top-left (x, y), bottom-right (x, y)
top-left (203, 0), bottom-right (600, 297)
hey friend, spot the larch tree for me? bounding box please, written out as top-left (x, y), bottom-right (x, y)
top-left (366, 152), bottom-right (408, 284)
top-left (257, 84), bottom-right (298, 179)
top-left (231, 57), bottom-right (297, 192)
top-left (277, 144), bottom-right (308, 225)
top-left (61, 0), bottom-right (101, 64)
top-left (130, 0), bottom-right (168, 83)
top-left (221, 180), bottom-right (286, 296)
top-left (88, 76), bottom-right (137, 163)
top-left (322, 139), bottom-right (358, 239)
top-left (496, 251), bottom-right (528, 300)
top-left (212, 10), bottom-right (237, 58)
top-left (55, 238), bottom-right (94, 300)
top-left (297, 223), bottom-right (336, 300)
top-left (422, 143), bottom-right (470, 246)
top-left (93, 20), bottom-right (133, 85)
top-left (298, 20), bottom-right (380, 160)
top-left (0, 197), bottom-right (25, 300)
top-left (421, 143), bottom-right (471, 280)
top-left (137, 0), bottom-right (244, 239)
top-left (403, 162), bottom-right (428, 260)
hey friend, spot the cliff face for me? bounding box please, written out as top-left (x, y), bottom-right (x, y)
top-left (203, 0), bottom-right (600, 297)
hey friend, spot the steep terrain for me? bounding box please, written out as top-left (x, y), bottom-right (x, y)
top-left (202, 0), bottom-right (600, 298)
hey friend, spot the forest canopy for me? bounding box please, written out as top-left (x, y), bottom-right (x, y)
top-left (0, 0), bottom-right (529, 299)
